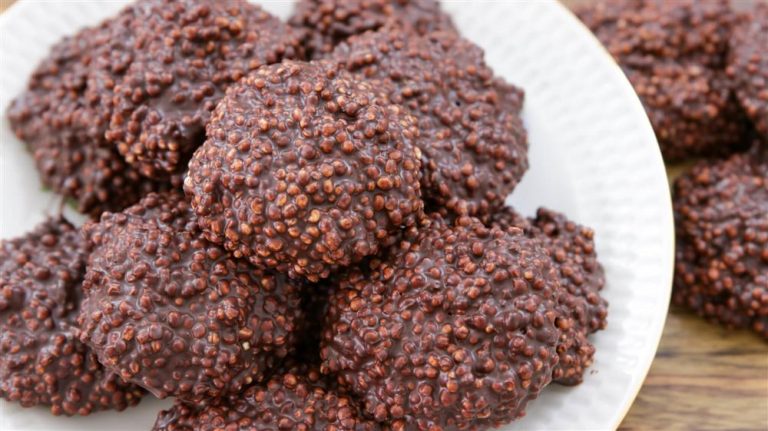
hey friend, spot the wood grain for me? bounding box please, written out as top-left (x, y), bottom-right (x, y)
top-left (620, 308), bottom-right (768, 431)
top-left (1, 0), bottom-right (766, 430)
top-left (0, 0), bottom-right (13, 14)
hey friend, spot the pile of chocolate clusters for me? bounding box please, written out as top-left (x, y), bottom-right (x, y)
top-left (1, 0), bottom-right (609, 429)
top-left (578, 0), bottom-right (767, 339)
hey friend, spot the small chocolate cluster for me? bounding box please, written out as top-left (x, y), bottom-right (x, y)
top-left (184, 60), bottom-right (424, 281)
top-left (331, 30), bottom-right (529, 218)
top-left (0, 218), bottom-right (144, 415)
top-left (673, 146), bottom-right (768, 339)
top-left (577, 0), bottom-right (749, 162)
top-left (79, 192), bottom-right (304, 402)
top-left (289, 0), bottom-right (456, 59)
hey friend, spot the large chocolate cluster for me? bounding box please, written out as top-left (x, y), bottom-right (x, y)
top-left (79, 192), bottom-right (304, 402)
top-left (184, 60), bottom-right (423, 282)
top-left (321, 216), bottom-right (564, 429)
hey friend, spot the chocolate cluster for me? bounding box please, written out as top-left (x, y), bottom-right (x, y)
top-left (8, 0), bottom-right (302, 216)
top-left (0, 218), bottom-right (144, 415)
top-left (79, 192), bottom-right (304, 402)
top-left (727, 3), bottom-right (768, 139)
top-left (184, 60), bottom-right (424, 282)
top-left (321, 216), bottom-right (563, 429)
top-left (577, 0), bottom-right (749, 161)
top-left (673, 146), bottom-right (768, 339)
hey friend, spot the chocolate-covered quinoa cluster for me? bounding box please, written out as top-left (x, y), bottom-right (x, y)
top-left (78, 192), bottom-right (304, 402)
top-left (152, 366), bottom-right (378, 431)
top-left (331, 30), bottom-right (529, 217)
top-left (577, 0), bottom-right (748, 162)
top-left (727, 3), bottom-right (768, 139)
top-left (106, 0), bottom-right (303, 178)
top-left (6, 7), bottom-right (176, 218)
top-left (321, 216), bottom-right (562, 430)
top-left (8, 0), bottom-right (302, 214)
top-left (673, 147), bottom-right (768, 338)
top-left (289, 0), bottom-right (456, 59)
top-left (0, 218), bottom-right (144, 415)
top-left (184, 60), bottom-right (423, 281)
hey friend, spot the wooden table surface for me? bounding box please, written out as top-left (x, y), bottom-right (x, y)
top-left (620, 307), bottom-right (768, 430)
top-left (1, 1), bottom-right (767, 430)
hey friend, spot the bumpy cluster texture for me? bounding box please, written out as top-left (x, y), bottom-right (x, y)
top-left (489, 207), bottom-right (607, 385)
top-left (331, 30), bottom-right (528, 218)
top-left (673, 147), bottom-right (768, 339)
top-left (0, 218), bottom-right (144, 415)
top-left (106, 0), bottom-right (303, 178)
top-left (6, 6), bottom-right (175, 218)
top-left (289, 0), bottom-right (456, 59)
top-left (79, 192), bottom-right (304, 402)
top-left (152, 366), bottom-right (378, 431)
top-left (321, 216), bottom-right (562, 430)
top-left (577, 0), bottom-right (748, 162)
top-left (727, 3), bottom-right (768, 139)
top-left (185, 60), bottom-right (424, 282)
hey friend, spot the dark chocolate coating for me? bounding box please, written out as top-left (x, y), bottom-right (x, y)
top-left (577, 0), bottom-right (748, 162)
top-left (331, 30), bottom-right (529, 218)
top-left (728, 3), bottom-right (768, 139)
top-left (78, 192), bottom-right (303, 402)
top-left (295, 280), bottom-right (335, 365)
top-left (6, 6), bottom-right (175, 218)
top-left (152, 366), bottom-right (378, 431)
top-left (0, 218), bottom-right (144, 415)
top-left (673, 146), bottom-right (768, 338)
top-left (184, 60), bottom-right (424, 282)
top-left (489, 207), bottom-right (608, 385)
top-left (289, 0), bottom-right (456, 59)
top-left (106, 0), bottom-right (303, 178)
top-left (321, 215), bottom-right (562, 430)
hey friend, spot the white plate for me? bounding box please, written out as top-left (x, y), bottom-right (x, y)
top-left (0, 1), bottom-right (674, 430)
